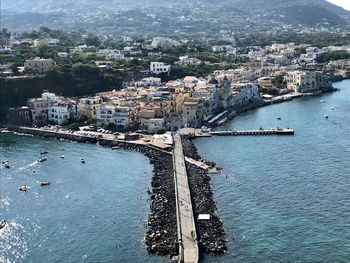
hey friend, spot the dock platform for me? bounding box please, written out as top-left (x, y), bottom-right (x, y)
top-left (210, 128), bottom-right (294, 136)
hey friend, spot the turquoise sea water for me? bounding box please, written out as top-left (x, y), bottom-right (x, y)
top-left (1, 80), bottom-right (350, 263)
top-left (0, 136), bottom-right (168, 263)
top-left (195, 80), bottom-right (350, 262)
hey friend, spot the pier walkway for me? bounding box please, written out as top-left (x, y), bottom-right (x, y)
top-left (210, 128), bottom-right (294, 136)
top-left (173, 133), bottom-right (199, 263)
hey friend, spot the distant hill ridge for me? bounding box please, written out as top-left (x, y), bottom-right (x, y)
top-left (1, 0), bottom-right (349, 33)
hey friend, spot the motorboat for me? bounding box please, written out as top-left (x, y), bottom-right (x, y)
top-left (321, 100), bottom-right (325, 103)
top-left (277, 117), bottom-right (281, 120)
top-left (19, 185), bottom-right (29, 192)
top-left (38, 157), bottom-right (47, 162)
top-left (40, 181), bottom-right (51, 186)
top-left (60, 155), bottom-right (65, 159)
top-left (324, 115), bottom-right (329, 119)
top-left (81, 158), bottom-right (86, 164)
top-left (0, 220), bottom-right (6, 229)
top-left (331, 107), bottom-right (334, 110)
top-left (4, 162), bottom-right (10, 169)
top-left (40, 151), bottom-right (48, 155)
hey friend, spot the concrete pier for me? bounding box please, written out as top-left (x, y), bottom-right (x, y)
top-left (210, 128), bottom-right (294, 136)
top-left (173, 133), bottom-right (199, 263)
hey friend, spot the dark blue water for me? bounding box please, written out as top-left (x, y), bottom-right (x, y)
top-left (195, 80), bottom-right (350, 262)
top-left (0, 136), bottom-right (168, 263)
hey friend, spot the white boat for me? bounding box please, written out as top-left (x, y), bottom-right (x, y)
top-left (81, 159), bottom-right (86, 164)
top-left (60, 155), bottom-right (65, 159)
top-left (0, 220), bottom-right (6, 229)
top-left (19, 185), bottom-right (29, 192)
top-left (40, 181), bottom-right (51, 186)
top-left (321, 100), bottom-right (325, 103)
top-left (331, 107), bottom-right (334, 110)
top-left (38, 157), bottom-right (47, 162)
top-left (324, 115), bottom-right (329, 119)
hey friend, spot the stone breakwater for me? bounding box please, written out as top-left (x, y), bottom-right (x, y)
top-left (187, 164), bottom-right (227, 255)
top-left (182, 136), bottom-right (227, 255)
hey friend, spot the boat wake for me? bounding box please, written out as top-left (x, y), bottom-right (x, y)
top-left (18, 161), bottom-right (39, 171)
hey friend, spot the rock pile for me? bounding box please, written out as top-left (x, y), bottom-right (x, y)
top-left (144, 153), bottom-right (177, 256)
top-left (187, 164), bottom-right (227, 255)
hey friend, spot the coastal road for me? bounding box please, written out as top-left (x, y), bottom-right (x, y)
top-left (173, 133), bottom-right (199, 263)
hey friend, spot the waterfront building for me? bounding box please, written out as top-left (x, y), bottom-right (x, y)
top-left (27, 98), bottom-right (48, 126)
top-left (285, 71), bottom-right (319, 93)
top-left (150, 62), bottom-right (171, 75)
top-left (140, 118), bottom-right (165, 133)
top-left (7, 106), bottom-right (33, 126)
top-left (231, 83), bottom-right (260, 106)
top-left (96, 105), bottom-right (131, 128)
top-left (182, 98), bottom-right (203, 128)
top-left (79, 96), bottom-right (102, 120)
top-left (24, 57), bottom-right (55, 73)
top-left (48, 100), bottom-right (78, 125)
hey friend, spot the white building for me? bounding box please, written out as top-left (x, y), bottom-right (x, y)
top-left (150, 62), bottom-right (171, 75)
top-left (140, 118), bottom-right (165, 133)
top-left (176, 56), bottom-right (202, 66)
top-left (151, 37), bottom-right (179, 48)
top-left (24, 57), bottom-right (55, 73)
top-left (136, 77), bottom-right (161, 87)
top-left (231, 83), bottom-right (260, 106)
top-left (97, 105), bottom-right (131, 128)
top-left (48, 101), bottom-right (78, 125)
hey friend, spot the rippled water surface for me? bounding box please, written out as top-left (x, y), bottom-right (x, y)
top-left (0, 136), bottom-right (168, 263)
top-left (195, 80), bottom-right (350, 262)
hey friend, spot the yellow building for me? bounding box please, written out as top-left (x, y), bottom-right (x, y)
top-left (79, 96), bottom-right (102, 120)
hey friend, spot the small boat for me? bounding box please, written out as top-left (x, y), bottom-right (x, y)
top-left (40, 151), bottom-right (48, 155)
top-left (40, 181), bottom-right (51, 186)
top-left (38, 157), bottom-right (47, 163)
top-left (0, 220), bottom-right (6, 229)
top-left (4, 163), bottom-right (10, 169)
top-left (33, 170), bottom-right (37, 173)
top-left (331, 107), bottom-right (334, 110)
top-left (60, 155), bottom-right (65, 159)
top-left (321, 100), bottom-right (325, 103)
top-left (19, 185), bottom-right (29, 192)
top-left (277, 117), bottom-right (281, 120)
top-left (324, 115), bottom-right (329, 119)
top-left (81, 158), bottom-right (86, 164)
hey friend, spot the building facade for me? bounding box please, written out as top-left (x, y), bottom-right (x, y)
top-left (24, 57), bottom-right (55, 73)
top-left (79, 96), bottom-right (102, 120)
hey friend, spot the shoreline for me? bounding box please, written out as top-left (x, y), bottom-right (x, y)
top-left (211, 88), bottom-right (339, 128)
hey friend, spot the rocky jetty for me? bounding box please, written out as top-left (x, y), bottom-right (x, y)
top-left (145, 153), bottom-right (177, 256)
top-left (181, 136), bottom-right (227, 255)
top-left (187, 163), bottom-right (227, 255)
